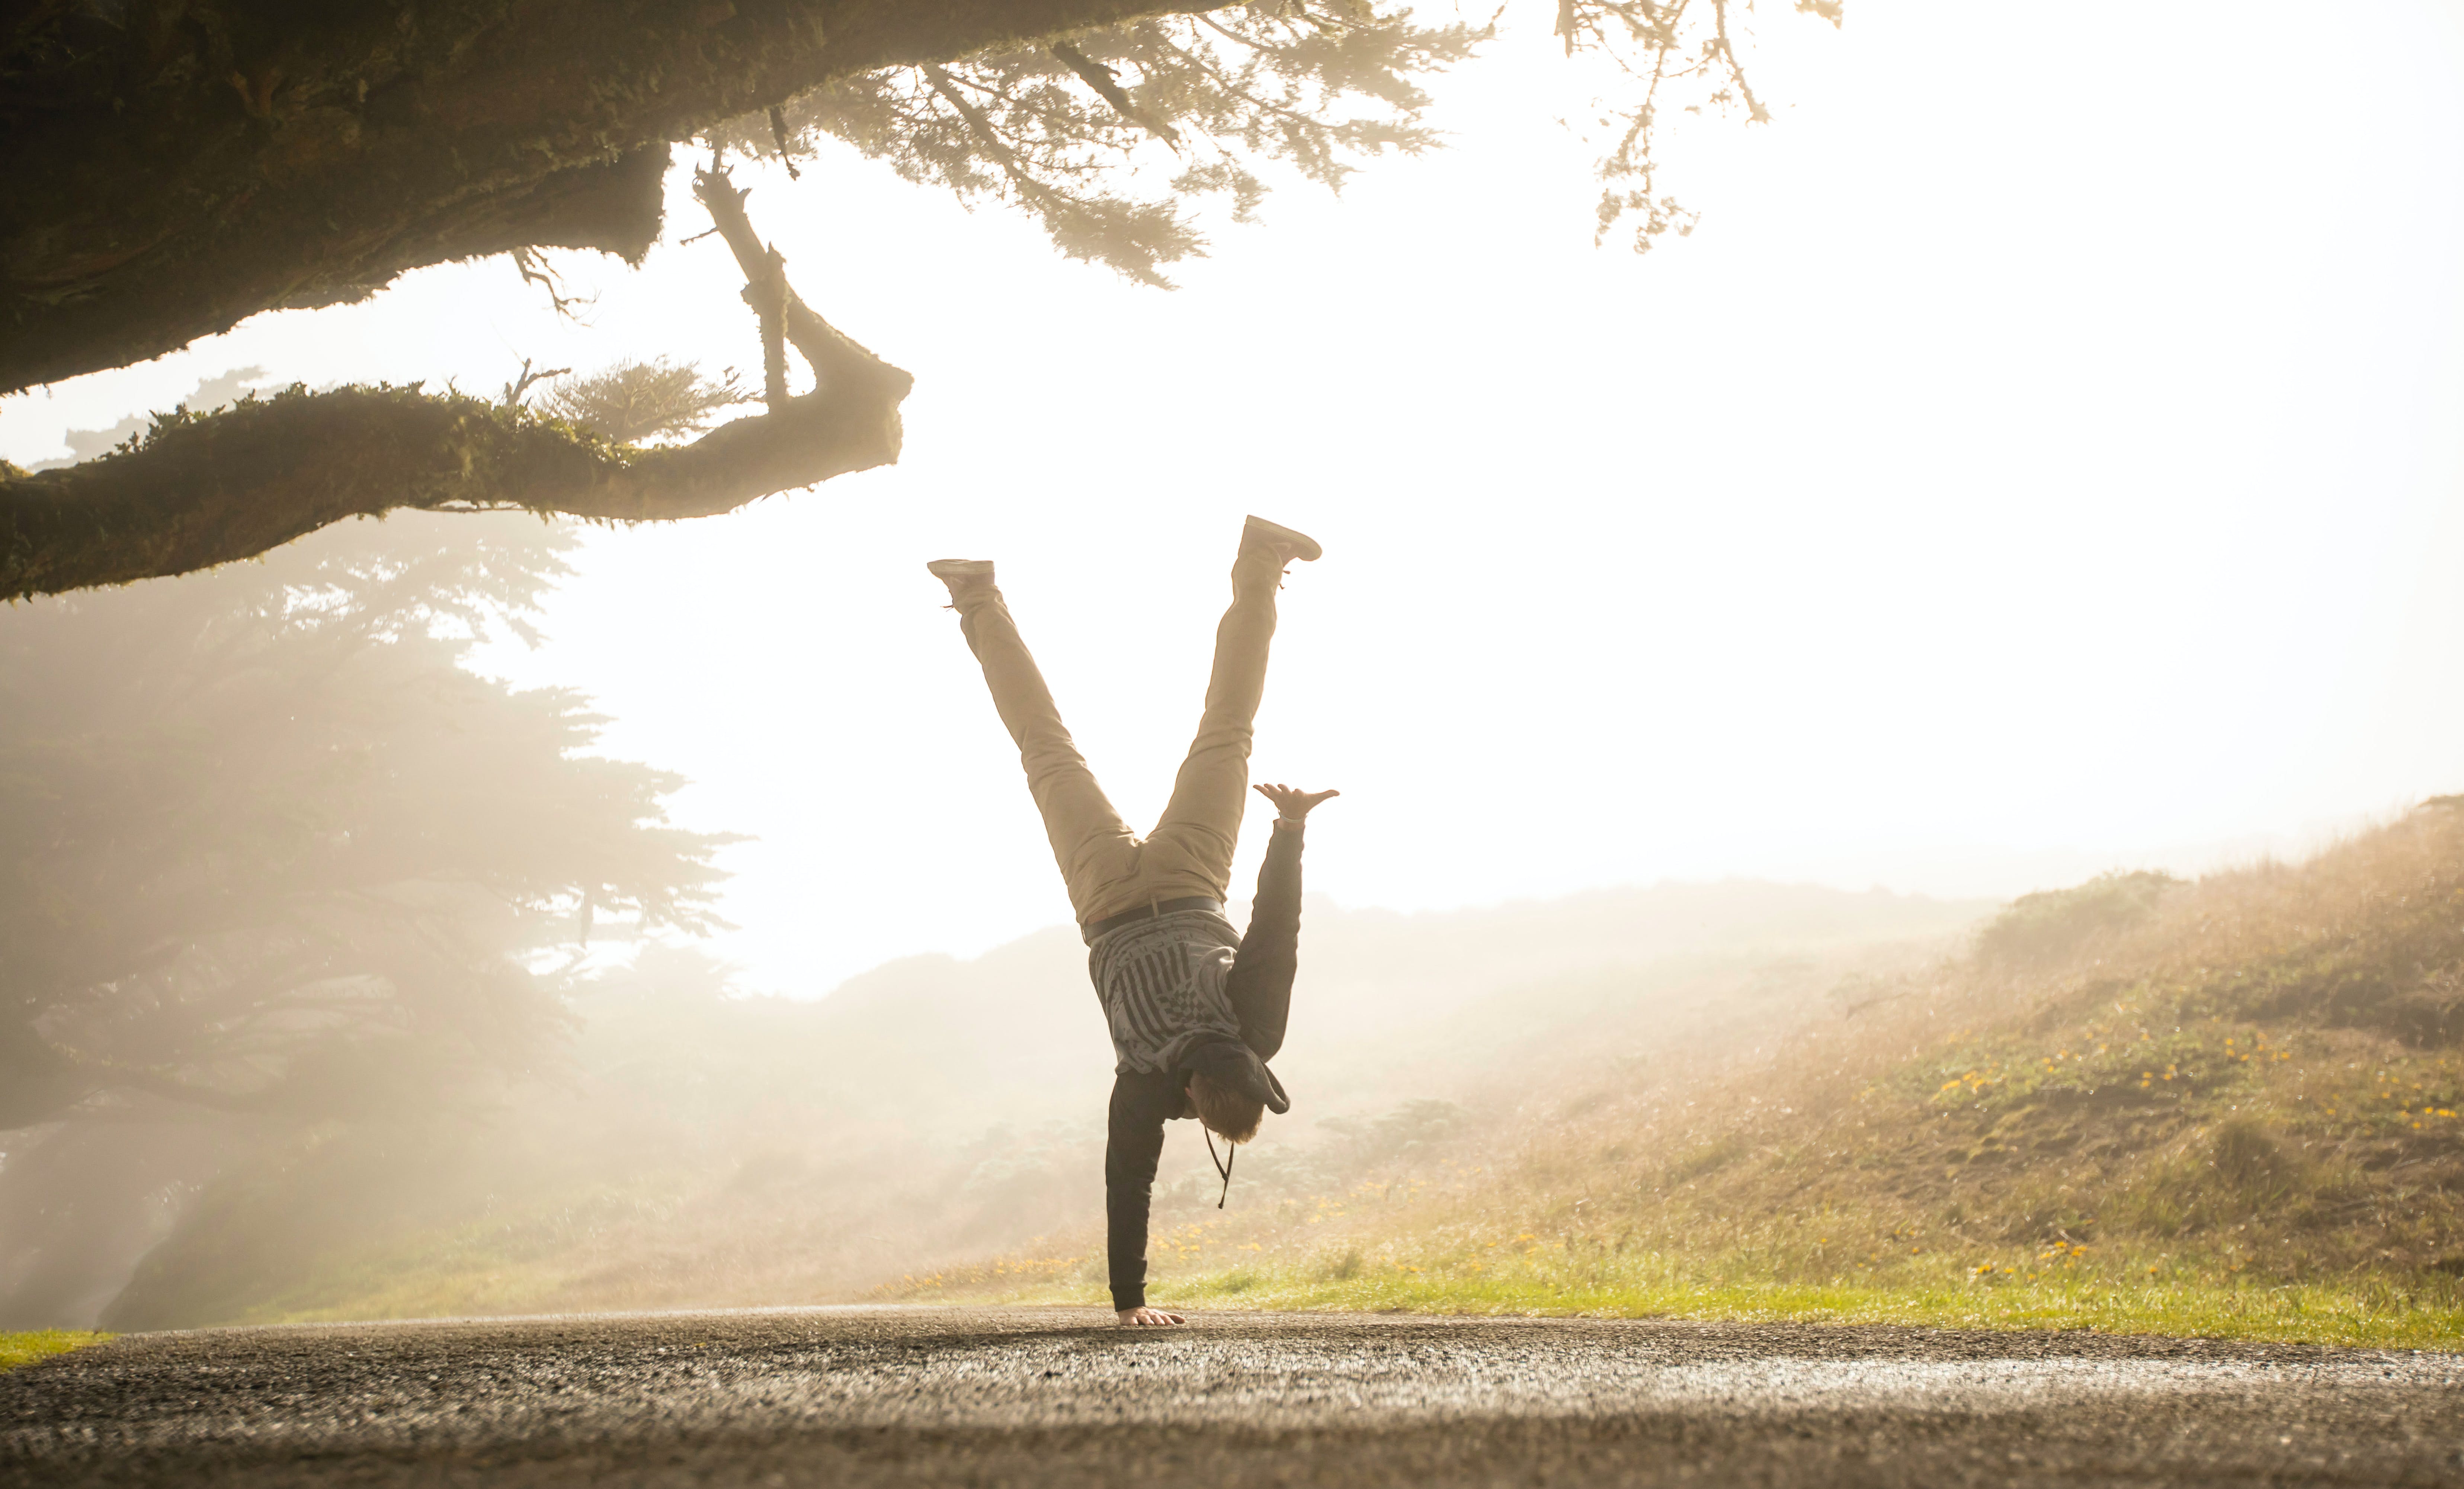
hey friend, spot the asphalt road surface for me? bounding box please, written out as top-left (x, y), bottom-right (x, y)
top-left (5, 1306), bottom-right (2461, 1488)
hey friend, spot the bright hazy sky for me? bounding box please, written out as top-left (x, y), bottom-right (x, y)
top-left (6, 0), bottom-right (2461, 994)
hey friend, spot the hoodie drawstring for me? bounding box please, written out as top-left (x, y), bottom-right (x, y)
top-left (1203, 1126), bottom-right (1235, 1209)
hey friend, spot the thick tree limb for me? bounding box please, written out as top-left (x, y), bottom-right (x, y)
top-left (4, 147), bottom-right (909, 601)
top-left (1, 0), bottom-right (1226, 394)
top-left (0, 376), bottom-right (906, 602)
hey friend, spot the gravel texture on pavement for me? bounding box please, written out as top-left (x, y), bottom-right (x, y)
top-left (4, 1306), bottom-right (2461, 1487)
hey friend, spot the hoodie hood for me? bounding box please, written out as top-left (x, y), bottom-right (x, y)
top-left (1180, 1038), bottom-right (1290, 1114)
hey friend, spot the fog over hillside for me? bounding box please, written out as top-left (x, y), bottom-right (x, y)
top-left (819, 881), bottom-right (1992, 1135)
top-left (1, 881), bottom-right (1987, 1331)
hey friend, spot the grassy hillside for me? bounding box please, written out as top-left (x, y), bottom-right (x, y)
top-left (95, 881), bottom-right (1983, 1328)
top-left (904, 806), bottom-right (2464, 1346)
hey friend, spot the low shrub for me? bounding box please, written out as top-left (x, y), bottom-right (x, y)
top-left (1976, 871), bottom-right (2182, 967)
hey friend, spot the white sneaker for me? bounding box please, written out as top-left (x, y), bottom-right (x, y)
top-left (925, 558), bottom-right (996, 604)
top-left (1241, 516), bottom-right (1322, 564)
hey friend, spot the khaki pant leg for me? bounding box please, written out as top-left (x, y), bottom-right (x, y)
top-left (1137, 546), bottom-right (1284, 901)
top-left (957, 594), bottom-right (1141, 922)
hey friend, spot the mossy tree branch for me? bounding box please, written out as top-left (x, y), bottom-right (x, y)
top-left (0, 374), bottom-right (903, 602)
top-left (3, 167), bottom-right (910, 602)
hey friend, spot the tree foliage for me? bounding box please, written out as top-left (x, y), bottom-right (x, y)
top-left (1, 1), bottom-right (1832, 596)
top-left (1558, 0), bottom-right (1842, 250)
top-left (531, 359), bottom-right (756, 446)
top-left (0, 0), bottom-right (1826, 395)
top-left (725, 2), bottom-right (1485, 286)
top-left (0, 508), bottom-right (735, 1132)
top-left (712, 0), bottom-right (1830, 279)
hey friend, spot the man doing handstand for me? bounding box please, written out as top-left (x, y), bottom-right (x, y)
top-left (927, 516), bottom-right (1335, 1328)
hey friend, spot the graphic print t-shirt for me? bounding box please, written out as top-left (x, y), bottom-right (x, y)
top-left (1086, 908), bottom-right (1246, 1075)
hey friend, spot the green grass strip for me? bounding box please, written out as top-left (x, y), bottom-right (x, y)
top-left (0, 1331), bottom-right (112, 1372)
top-left (961, 1267), bottom-right (2464, 1350)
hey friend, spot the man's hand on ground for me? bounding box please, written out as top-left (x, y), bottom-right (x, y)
top-left (1255, 783), bottom-right (1339, 820)
top-left (1118, 1306), bottom-right (1187, 1327)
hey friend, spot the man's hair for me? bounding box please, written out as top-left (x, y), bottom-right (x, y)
top-left (1187, 1069), bottom-right (1264, 1144)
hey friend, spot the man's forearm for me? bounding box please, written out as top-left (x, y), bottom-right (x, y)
top-left (1226, 819), bottom-right (1302, 1059)
top-left (1104, 1075), bottom-right (1173, 1312)
top-left (1105, 1175), bottom-right (1151, 1311)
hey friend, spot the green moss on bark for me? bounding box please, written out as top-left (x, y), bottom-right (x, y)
top-left (0, 375), bottom-right (907, 601)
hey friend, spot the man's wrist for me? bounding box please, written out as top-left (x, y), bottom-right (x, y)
top-left (1275, 815), bottom-right (1306, 828)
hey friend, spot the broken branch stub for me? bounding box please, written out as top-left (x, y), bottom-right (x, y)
top-left (749, 245), bottom-right (791, 411)
top-left (1051, 39), bottom-right (1182, 146)
top-left (691, 167), bottom-right (909, 405)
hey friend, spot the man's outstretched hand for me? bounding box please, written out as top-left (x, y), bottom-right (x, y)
top-left (1118, 1306), bottom-right (1186, 1327)
top-left (1256, 783), bottom-right (1339, 820)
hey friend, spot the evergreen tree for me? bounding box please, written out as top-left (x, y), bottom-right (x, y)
top-left (0, 507), bottom-right (734, 1133)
